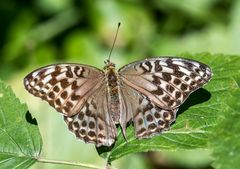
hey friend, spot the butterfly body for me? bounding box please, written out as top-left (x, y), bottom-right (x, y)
top-left (105, 62), bottom-right (121, 123)
top-left (24, 57), bottom-right (212, 147)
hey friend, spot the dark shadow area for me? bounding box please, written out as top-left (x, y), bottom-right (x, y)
top-left (96, 142), bottom-right (116, 156)
top-left (96, 122), bottom-right (133, 155)
top-left (177, 88), bottom-right (212, 117)
top-left (25, 111), bottom-right (38, 125)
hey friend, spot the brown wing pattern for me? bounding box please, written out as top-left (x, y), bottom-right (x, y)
top-left (64, 84), bottom-right (117, 147)
top-left (24, 64), bottom-right (104, 116)
top-left (119, 57), bottom-right (212, 110)
top-left (120, 82), bottom-right (177, 138)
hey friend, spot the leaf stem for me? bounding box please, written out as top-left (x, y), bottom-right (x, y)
top-left (37, 158), bottom-right (103, 169)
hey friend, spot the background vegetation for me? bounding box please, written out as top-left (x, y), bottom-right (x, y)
top-left (0, 0), bottom-right (240, 169)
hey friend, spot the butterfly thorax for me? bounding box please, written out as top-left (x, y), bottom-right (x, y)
top-left (104, 61), bottom-right (120, 123)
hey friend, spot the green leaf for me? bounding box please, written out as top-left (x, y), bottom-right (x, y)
top-left (210, 89), bottom-right (240, 169)
top-left (97, 53), bottom-right (240, 163)
top-left (0, 81), bottom-right (42, 169)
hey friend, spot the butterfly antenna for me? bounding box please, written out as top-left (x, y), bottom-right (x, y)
top-left (107, 22), bottom-right (121, 63)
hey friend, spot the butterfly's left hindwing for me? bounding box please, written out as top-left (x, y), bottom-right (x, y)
top-left (24, 64), bottom-right (104, 116)
top-left (64, 83), bottom-right (117, 147)
top-left (119, 57), bottom-right (212, 110)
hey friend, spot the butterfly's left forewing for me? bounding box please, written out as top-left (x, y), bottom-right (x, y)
top-left (24, 64), bottom-right (104, 116)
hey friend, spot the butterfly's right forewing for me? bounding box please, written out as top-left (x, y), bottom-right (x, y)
top-left (119, 58), bottom-right (212, 110)
top-left (24, 64), bottom-right (104, 116)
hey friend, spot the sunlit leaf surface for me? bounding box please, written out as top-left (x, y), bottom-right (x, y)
top-left (0, 81), bottom-right (42, 169)
top-left (98, 53), bottom-right (240, 163)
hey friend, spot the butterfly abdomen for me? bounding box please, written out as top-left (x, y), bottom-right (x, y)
top-left (106, 67), bottom-right (121, 123)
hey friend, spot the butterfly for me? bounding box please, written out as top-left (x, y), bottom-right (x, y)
top-left (24, 57), bottom-right (212, 147)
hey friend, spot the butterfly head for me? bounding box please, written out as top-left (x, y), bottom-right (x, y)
top-left (104, 59), bottom-right (116, 70)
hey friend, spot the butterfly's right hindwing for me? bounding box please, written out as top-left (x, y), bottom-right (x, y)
top-left (120, 82), bottom-right (178, 139)
top-left (24, 64), bottom-right (104, 116)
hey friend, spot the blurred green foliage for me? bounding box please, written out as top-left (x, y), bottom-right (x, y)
top-left (0, 0), bottom-right (239, 79)
top-left (0, 0), bottom-right (239, 169)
